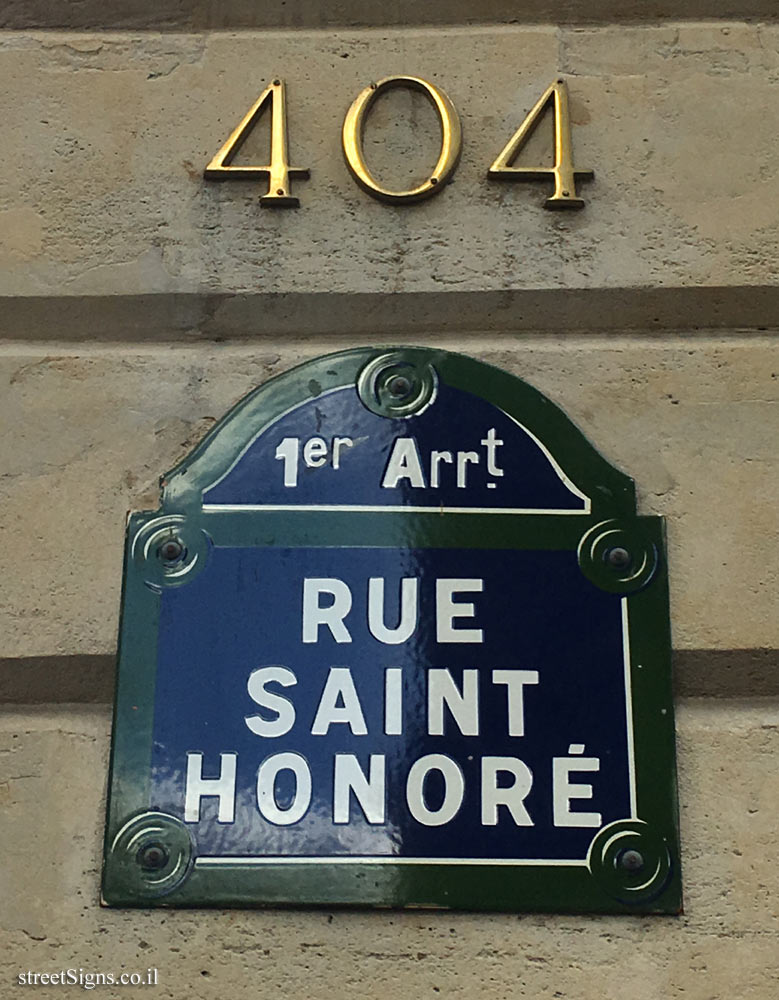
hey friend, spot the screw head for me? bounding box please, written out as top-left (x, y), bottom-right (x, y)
top-left (386, 375), bottom-right (413, 399)
top-left (137, 843), bottom-right (169, 871)
top-left (619, 848), bottom-right (645, 873)
top-left (605, 546), bottom-right (632, 570)
top-left (159, 538), bottom-right (184, 563)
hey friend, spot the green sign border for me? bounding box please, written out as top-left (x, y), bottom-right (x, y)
top-left (102, 347), bottom-right (682, 914)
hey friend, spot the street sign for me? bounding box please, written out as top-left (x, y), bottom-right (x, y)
top-left (102, 348), bottom-right (681, 913)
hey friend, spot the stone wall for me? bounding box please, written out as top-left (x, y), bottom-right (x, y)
top-left (1, 8), bottom-right (777, 999)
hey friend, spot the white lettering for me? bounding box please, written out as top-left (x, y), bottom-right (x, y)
top-left (332, 436), bottom-right (353, 469)
top-left (256, 752), bottom-right (312, 825)
top-left (184, 752), bottom-right (236, 823)
top-left (481, 757), bottom-right (534, 826)
top-left (384, 667), bottom-right (403, 735)
top-left (274, 437), bottom-right (299, 487)
top-left (333, 754), bottom-right (386, 824)
top-left (311, 667), bottom-right (367, 735)
top-left (436, 579), bottom-right (484, 643)
top-left (381, 438), bottom-right (426, 489)
top-left (491, 669), bottom-right (540, 737)
top-left (430, 449), bottom-right (453, 487)
top-left (456, 450), bottom-right (479, 488)
top-left (481, 427), bottom-right (504, 478)
top-left (428, 668), bottom-right (479, 736)
top-left (302, 578), bottom-right (352, 643)
top-left (368, 577), bottom-right (418, 644)
top-left (245, 666), bottom-right (297, 737)
top-left (303, 436), bottom-right (328, 467)
top-left (406, 754), bottom-right (465, 827)
top-left (552, 744), bottom-right (602, 828)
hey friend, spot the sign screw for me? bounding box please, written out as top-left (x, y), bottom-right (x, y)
top-left (619, 848), bottom-right (645, 873)
top-left (387, 375), bottom-right (413, 399)
top-left (159, 538), bottom-right (184, 563)
top-left (137, 843), bottom-right (169, 871)
top-left (605, 546), bottom-right (631, 570)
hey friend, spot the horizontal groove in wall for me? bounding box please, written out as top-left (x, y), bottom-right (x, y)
top-left (1, 288), bottom-right (778, 343)
top-left (0, 2), bottom-right (777, 31)
top-left (1, 650), bottom-right (776, 705)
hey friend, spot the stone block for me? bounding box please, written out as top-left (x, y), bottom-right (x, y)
top-left (0, 338), bottom-right (775, 660)
top-left (1, 700), bottom-right (777, 997)
top-left (0, 24), bottom-right (776, 302)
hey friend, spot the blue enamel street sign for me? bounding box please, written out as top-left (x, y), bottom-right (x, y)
top-left (103, 348), bottom-right (681, 912)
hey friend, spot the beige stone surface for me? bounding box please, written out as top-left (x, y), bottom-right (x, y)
top-left (0, 336), bottom-right (776, 661)
top-left (0, 699), bottom-right (777, 998)
top-left (0, 23), bottom-right (778, 302)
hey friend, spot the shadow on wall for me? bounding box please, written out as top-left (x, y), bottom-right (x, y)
top-left (0, 649), bottom-right (777, 704)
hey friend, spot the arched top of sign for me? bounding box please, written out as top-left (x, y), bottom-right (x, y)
top-left (161, 348), bottom-right (635, 517)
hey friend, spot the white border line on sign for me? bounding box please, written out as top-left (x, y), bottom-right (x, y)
top-left (622, 596), bottom-right (638, 819)
top-left (203, 503), bottom-right (588, 515)
top-left (196, 857), bottom-right (589, 867)
top-left (497, 405), bottom-right (591, 511)
top-left (192, 527), bottom-right (638, 870)
top-left (202, 385), bottom-right (591, 513)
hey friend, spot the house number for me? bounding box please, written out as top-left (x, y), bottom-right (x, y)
top-left (204, 76), bottom-right (593, 210)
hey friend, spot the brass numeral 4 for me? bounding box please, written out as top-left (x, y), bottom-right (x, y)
top-left (488, 79), bottom-right (593, 210)
top-left (204, 79), bottom-right (310, 207)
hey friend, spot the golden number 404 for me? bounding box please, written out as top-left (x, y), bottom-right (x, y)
top-left (205, 76), bottom-right (593, 210)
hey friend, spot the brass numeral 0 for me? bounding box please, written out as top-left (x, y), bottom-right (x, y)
top-left (341, 76), bottom-right (462, 204)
